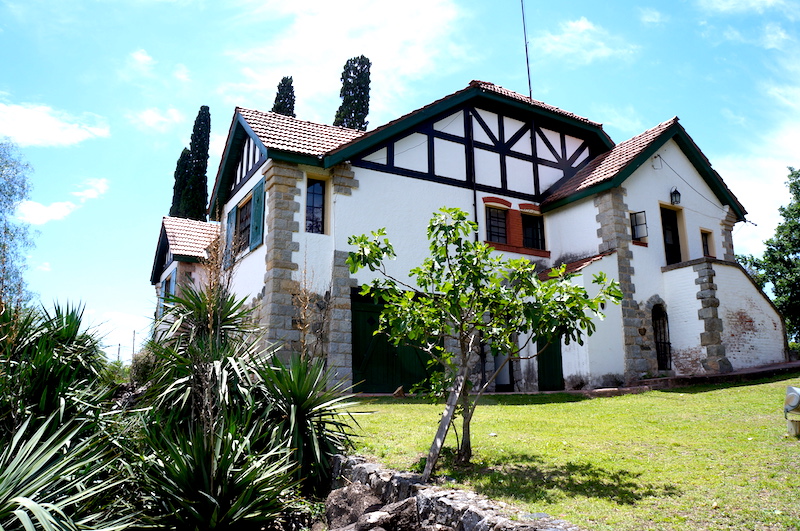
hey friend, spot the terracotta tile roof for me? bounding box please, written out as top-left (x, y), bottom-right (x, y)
top-left (162, 216), bottom-right (220, 259)
top-left (470, 80), bottom-right (604, 128)
top-left (330, 80), bottom-right (610, 157)
top-left (538, 250), bottom-right (616, 281)
top-left (237, 108), bottom-right (365, 157)
top-left (543, 117), bottom-right (679, 207)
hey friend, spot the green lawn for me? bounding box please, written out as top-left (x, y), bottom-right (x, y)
top-left (350, 373), bottom-right (800, 531)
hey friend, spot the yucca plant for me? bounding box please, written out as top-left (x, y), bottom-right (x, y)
top-left (0, 302), bottom-right (109, 441)
top-left (0, 415), bottom-right (131, 531)
top-left (158, 284), bottom-right (257, 350)
top-left (259, 355), bottom-right (358, 497)
top-left (134, 412), bottom-right (296, 531)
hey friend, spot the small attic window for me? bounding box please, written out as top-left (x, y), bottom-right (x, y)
top-left (630, 211), bottom-right (648, 241)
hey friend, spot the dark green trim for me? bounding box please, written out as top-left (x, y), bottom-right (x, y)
top-left (172, 254), bottom-right (201, 263)
top-left (209, 114), bottom-right (268, 218)
top-left (267, 149), bottom-right (324, 166)
top-left (541, 122), bottom-right (747, 221)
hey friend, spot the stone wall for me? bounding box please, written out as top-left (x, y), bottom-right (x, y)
top-left (594, 188), bottom-right (648, 383)
top-left (329, 455), bottom-right (586, 531)
top-left (693, 259), bottom-right (733, 374)
top-left (262, 160), bottom-right (302, 349)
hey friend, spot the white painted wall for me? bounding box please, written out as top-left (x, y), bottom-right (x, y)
top-left (582, 255), bottom-right (626, 384)
top-left (335, 167), bottom-right (475, 287)
top-left (545, 196), bottom-right (601, 264)
top-left (715, 264), bottom-right (786, 368)
top-left (662, 266), bottom-right (705, 375)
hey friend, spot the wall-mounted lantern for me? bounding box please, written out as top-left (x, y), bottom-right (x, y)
top-left (670, 187), bottom-right (681, 205)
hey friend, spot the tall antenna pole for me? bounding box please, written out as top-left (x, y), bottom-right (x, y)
top-left (521, 0), bottom-right (533, 99)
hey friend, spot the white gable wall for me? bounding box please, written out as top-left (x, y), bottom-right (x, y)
top-left (715, 264), bottom-right (786, 368)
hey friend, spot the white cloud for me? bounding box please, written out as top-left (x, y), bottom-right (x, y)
top-left (16, 200), bottom-right (79, 225)
top-left (218, 0), bottom-right (468, 127)
top-left (697, 0), bottom-right (790, 13)
top-left (125, 48), bottom-right (156, 78)
top-left (639, 7), bottom-right (668, 25)
top-left (718, 21), bottom-right (793, 49)
top-left (16, 178), bottom-right (109, 225)
top-left (761, 22), bottom-right (791, 49)
top-left (531, 17), bottom-right (639, 67)
top-left (37, 262), bottom-right (51, 272)
top-left (721, 108), bottom-right (747, 126)
top-left (72, 178), bottom-right (109, 202)
top-left (173, 63), bottom-right (191, 82)
top-left (0, 101), bottom-right (109, 147)
top-left (590, 104), bottom-right (645, 136)
top-left (127, 107), bottom-right (184, 132)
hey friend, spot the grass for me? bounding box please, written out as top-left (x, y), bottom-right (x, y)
top-left (350, 373), bottom-right (800, 531)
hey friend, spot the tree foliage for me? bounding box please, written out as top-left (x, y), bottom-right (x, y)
top-left (271, 76), bottom-right (296, 118)
top-left (739, 167), bottom-right (800, 341)
top-left (333, 55), bottom-right (371, 131)
top-left (169, 106), bottom-right (210, 221)
top-left (169, 148), bottom-right (191, 217)
top-left (347, 207), bottom-right (622, 481)
top-left (0, 140), bottom-right (33, 308)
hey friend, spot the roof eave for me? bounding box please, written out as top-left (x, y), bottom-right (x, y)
top-left (150, 224), bottom-right (169, 285)
top-left (268, 149), bottom-right (325, 167)
top-left (542, 123), bottom-right (748, 221)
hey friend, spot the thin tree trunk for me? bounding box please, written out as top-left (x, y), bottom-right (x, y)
top-left (457, 386), bottom-right (473, 463)
top-left (421, 366), bottom-right (469, 482)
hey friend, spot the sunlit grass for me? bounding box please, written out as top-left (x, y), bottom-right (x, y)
top-left (350, 373), bottom-right (800, 531)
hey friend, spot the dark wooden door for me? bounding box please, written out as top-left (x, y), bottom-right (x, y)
top-left (652, 304), bottom-right (672, 371)
top-left (661, 207), bottom-right (682, 265)
top-left (537, 338), bottom-right (565, 391)
top-left (351, 298), bottom-right (432, 393)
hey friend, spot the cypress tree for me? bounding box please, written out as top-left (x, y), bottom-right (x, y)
top-left (169, 148), bottom-right (191, 217)
top-left (184, 105), bottom-right (210, 221)
top-left (333, 55), bottom-right (371, 131)
top-left (169, 106), bottom-right (210, 221)
top-left (272, 76), bottom-right (296, 117)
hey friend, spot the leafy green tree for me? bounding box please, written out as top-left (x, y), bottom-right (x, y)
top-left (169, 148), bottom-right (191, 218)
top-left (271, 76), bottom-right (296, 118)
top-left (169, 106), bottom-right (210, 221)
top-left (347, 207), bottom-right (622, 481)
top-left (0, 140), bottom-right (33, 308)
top-left (333, 55), bottom-right (371, 131)
top-left (740, 167), bottom-right (800, 341)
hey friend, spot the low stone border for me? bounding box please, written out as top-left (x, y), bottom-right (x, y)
top-left (330, 455), bottom-right (589, 531)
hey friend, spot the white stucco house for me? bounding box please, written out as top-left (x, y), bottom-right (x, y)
top-left (153, 80), bottom-right (787, 392)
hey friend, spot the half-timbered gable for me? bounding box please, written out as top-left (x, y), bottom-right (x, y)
top-left (328, 81), bottom-right (613, 206)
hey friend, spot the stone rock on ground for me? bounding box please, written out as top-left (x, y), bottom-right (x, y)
top-left (326, 483), bottom-right (383, 530)
top-left (326, 486), bottom-right (456, 531)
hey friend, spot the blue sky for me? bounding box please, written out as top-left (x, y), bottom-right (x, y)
top-left (2, 0), bottom-right (798, 362)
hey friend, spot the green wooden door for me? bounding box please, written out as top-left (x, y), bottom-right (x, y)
top-left (537, 338), bottom-right (565, 391)
top-left (351, 299), bottom-right (432, 393)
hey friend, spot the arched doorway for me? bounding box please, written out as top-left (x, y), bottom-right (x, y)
top-left (652, 304), bottom-right (672, 371)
